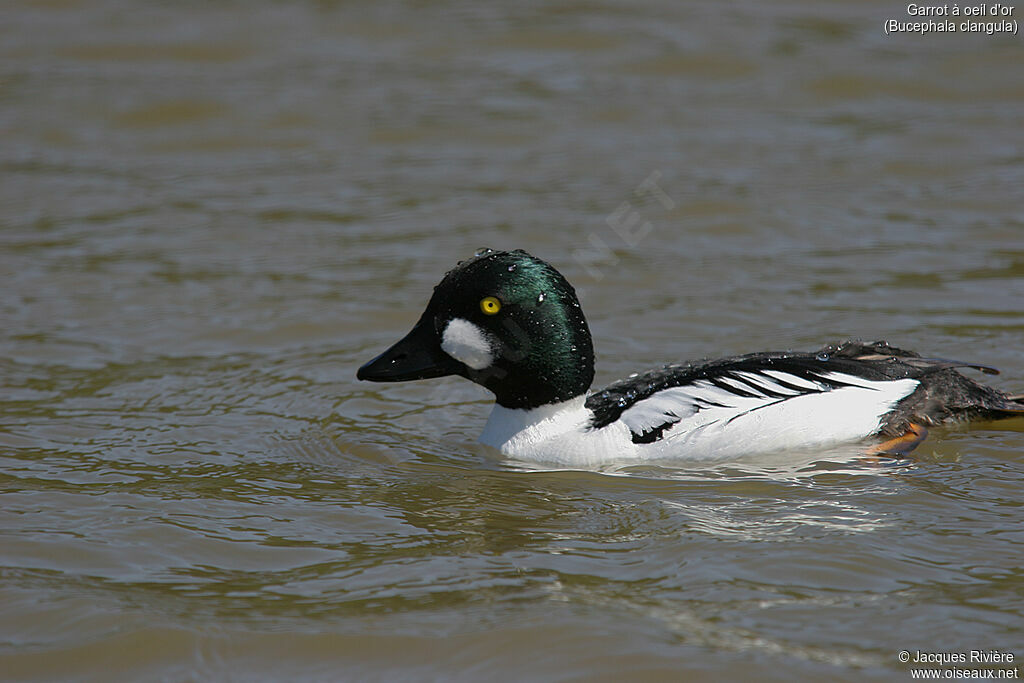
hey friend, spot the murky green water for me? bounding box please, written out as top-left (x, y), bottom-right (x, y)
top-left (2, 1), bottom-right (1023, 681)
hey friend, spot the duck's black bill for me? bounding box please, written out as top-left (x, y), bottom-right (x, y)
top-left (357, 321), bottom-right (462, 382)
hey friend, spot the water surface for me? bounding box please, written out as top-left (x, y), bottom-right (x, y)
top-left (2, 1), bottom-right (1023, 681)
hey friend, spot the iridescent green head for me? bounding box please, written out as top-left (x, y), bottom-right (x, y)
top-left (357, 249), bottom-right (595, 409)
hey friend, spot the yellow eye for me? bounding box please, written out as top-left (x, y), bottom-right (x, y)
top-left (479, 296), bottom-right (501, 315)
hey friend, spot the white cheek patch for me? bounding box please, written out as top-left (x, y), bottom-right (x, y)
top-left (441, 318), bottom-right (494, 370)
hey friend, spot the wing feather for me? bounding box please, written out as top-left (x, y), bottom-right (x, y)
top-left (614, 368), bottom-right (882, 444)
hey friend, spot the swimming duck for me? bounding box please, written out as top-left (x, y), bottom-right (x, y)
top-left (357, 249), bottom-right (1023, 466)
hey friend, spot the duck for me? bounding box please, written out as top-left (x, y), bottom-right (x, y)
top-left (357, 248), bottom-right (1024, 466)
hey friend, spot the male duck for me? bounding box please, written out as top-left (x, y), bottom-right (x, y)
top-left (357, 249), bottom-right (1023, 466)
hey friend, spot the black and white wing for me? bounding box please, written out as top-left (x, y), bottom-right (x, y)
top-left (620, 369), bottom-right (841, 443)
top-left (585, 344), bottom-right (933, 445)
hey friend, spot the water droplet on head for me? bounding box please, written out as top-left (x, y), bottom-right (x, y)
top-left (616, 397), bottom-right (628, 407)
top-left (536, 292), bottom-right (545, 303)
top-left (816, 352), bottom-right (830, 362)
top-left (475, 247), bottom-right (494, 256)
top-left (507, 263), bottom-right (517, 272)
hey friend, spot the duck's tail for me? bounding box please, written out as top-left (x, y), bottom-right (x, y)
top-left (826, 340), bottom-right (1024, 437)
top-left (884, 366), bottom-right (1024, 436)
top-left (1004, 394), bottom-right (1024, 411)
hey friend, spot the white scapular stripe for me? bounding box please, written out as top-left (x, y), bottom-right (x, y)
top-left (734, 371), bottom-right (803, 395)
top-left (762, 369), bottom-right (824, 391)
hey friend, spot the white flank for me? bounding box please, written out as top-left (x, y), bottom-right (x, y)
top-left (440, 318), bottom-right (493, 370)
top-left (478, 371), bottom-right (922, 467)
top-left (625, 373), bottom-right (920, 461)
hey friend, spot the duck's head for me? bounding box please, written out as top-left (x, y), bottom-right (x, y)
top-left (357, 249), bottom-right (595, 409)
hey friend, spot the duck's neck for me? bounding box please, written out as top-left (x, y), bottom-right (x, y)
top-left (479, 395), bottom-right (590, 451)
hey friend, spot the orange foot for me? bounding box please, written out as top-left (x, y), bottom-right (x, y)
top-left (866, 423), bottom-right (929, 457)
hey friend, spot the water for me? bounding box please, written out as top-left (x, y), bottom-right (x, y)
top-left (3, 1), bottom-right (1023, 681)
